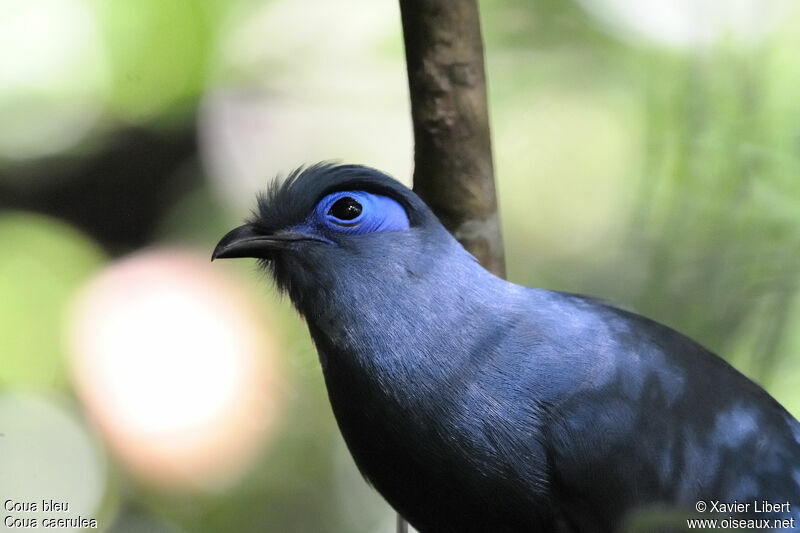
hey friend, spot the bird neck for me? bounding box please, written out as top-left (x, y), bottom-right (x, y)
top-left (302, 236), bottom-right (520, 408)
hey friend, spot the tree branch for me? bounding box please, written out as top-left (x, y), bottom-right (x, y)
top-left (400, 0), bottom-right (505, 277)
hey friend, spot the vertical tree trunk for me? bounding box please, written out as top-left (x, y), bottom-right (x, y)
top-left (396, 2), bottom-right (505, 530)
top-left (400, 0), bottom-right (506, 278)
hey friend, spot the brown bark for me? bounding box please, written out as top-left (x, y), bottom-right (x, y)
top-left (400, 0), bottom-right (505, 277)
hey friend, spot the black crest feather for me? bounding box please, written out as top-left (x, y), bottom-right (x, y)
top-left (248, 162), bottom-right (432, 231)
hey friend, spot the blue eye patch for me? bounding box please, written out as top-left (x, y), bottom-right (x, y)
top-left (313, 191), bottom-right (410, 235)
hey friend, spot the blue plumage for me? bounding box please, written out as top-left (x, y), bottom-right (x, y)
top-left (214, 163), bottom-right (800, 532)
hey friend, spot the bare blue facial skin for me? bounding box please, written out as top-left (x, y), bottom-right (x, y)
top-left (312, 190), bottom-right (410, 236)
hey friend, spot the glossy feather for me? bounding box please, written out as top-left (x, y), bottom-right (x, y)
top-left (218, 163), bottom-right (800, 532)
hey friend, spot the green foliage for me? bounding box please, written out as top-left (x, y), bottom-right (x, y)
top-left (0, 213), bottom-right (105, 389)
top-left (622, 42), bottom-right (800, 389)
top-left (95, 0), bottom-right (226, 123)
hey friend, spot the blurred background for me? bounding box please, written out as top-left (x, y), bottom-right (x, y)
top-left (2, 0), bottom-right (800, 531)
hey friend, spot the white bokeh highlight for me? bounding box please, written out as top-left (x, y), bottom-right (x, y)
top-left (68, 250), bottom-right (282, 490)
top-left (577, 0), bottom-right (793, 48)
top-left (0, 392), bottom-right (107, 532)
top-left (0, 0), bottom-right (109, 159)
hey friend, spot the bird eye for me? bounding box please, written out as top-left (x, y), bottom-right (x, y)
top-left (328, 197), bottom-right (362, 221)
top-left (315, 190), bottom-right (409, 235)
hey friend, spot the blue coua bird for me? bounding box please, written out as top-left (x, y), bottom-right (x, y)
top-left (213, 163), bottom-right (800, 532)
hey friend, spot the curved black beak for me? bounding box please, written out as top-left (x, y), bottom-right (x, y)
top-left (212, 224), bottom-right (317, 260)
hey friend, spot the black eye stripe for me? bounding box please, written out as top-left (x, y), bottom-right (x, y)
top-left (328, 197), bottom-right (363, 221)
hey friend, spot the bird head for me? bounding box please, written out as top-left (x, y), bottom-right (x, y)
top-left (213, 163), bottom-right (465, 319)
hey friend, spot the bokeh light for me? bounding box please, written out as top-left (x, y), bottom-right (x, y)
top-left (0, 392), bottom-right (109, 531)
top-left (0, 0), bottom-right (109, 160)
top-left (576, 0), bottom-right (793, 48)
top-left (69, 250), bottom-right (283, 491)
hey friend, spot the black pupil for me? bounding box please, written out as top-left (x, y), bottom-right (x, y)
top-left (329, 197), bottom-right (362, 220)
